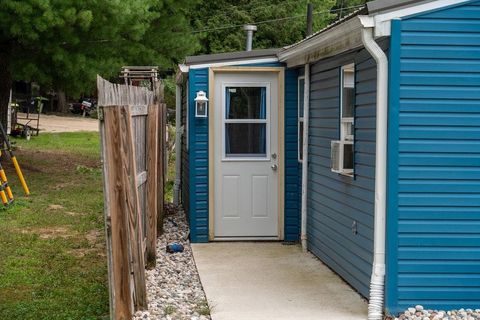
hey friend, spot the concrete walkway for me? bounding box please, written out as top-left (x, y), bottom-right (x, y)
top-left (192, 242), bottom-right (368, 320)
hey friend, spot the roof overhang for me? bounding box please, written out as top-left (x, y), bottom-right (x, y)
top-left (187, 57), bottom-right (278, 70)
top-left (183, 48), bottom-right (280, 70)
top-left (367, 0), bottom-right (425, 13)
top-left (279, 0), bottom-right (471, 67)
top-left (278, 16), bottom-right (365, 68)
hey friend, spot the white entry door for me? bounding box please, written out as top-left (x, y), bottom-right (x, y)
top-left (214, 72), bottom-right (279, 239)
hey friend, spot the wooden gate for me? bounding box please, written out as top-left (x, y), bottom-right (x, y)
top-left (97, 76), bottom-right (166, 319)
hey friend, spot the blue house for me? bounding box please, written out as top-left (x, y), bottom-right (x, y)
top-left (175, 0), bottom-right (480, 317)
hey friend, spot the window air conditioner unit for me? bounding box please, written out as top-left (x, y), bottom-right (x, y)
top-left (331, 140), bottom-right (354, 176)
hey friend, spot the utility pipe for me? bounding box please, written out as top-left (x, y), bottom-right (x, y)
top-left (360, 18), bottom-right (389, 320)
top-left (243, 25), bottom-right (257, 51)
top-left (173, 84), bottom-right (183, 206)
top-left (306, 3), bottom-right (314, 37)
top-left (300, 63), bottom-right (310, 252)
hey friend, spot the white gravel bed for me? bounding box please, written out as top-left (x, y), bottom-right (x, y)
top-left (134, 209), bottom-right (211, 320)
top-left (392, 305), bottom-right (480, 320)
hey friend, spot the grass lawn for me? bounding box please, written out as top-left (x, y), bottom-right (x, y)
top-left (0, 132), bottom-right (109, 320)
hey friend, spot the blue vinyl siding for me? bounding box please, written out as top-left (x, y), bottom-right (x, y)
top-left (386, 1), bottom-right (480, 314)
top-left (307, 43), bottom-right (387, 298)
top-left (187, 63), bottom-right (301, 242)
top-left (188, 68), bottom-right (209, 243)
top-left (285, 68), bottom-right (301, 241)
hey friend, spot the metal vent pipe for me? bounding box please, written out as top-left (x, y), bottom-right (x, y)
top-left (243, 24), bottom-right (257, 51)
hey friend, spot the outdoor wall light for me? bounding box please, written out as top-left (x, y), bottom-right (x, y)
top-left (195, 91), bottom-right (208, 118)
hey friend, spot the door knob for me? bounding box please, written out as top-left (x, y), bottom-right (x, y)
top-left (271, 164), bottom-right (278, 171)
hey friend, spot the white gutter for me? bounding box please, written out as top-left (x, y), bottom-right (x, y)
top-left (300, 63), bottom-right (310, 253)
top-left (173, 84), bottom-right (183, 206)
top-left (359, 16), bottom-right (388, 320)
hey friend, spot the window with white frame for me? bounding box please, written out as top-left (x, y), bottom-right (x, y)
top-left (298, 76), bottom-right (305, 162)
top-left (331, 63), bottom-right (355, 176)
top-left (224, 86), bottom-right (268, 159)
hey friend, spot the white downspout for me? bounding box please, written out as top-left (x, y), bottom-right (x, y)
top-left (173, 84), bottom-right (183, 206)
top-left (360, 16), bottom-right (389, 320)
top-left (300, 63), bottom-right (310, 252)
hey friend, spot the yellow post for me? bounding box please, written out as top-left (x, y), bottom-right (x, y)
top-left (5, 186), bottom-right (13, 200)
top-left (0, 169), bottom-right (7, 182)
top-left (0, 169), bottom-right (13, 200)
top-left (0, 190), bottom-right (8, 205)
top-left (12, 157), bottom-right (29, 196)
top-left (0, 121), bottom-right (30, 197)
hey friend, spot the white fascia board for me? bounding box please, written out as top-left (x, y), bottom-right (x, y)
top-left (188, 57), bottom-right (278, 70)
top-left (278, 17), bottom-right (364, 68)
top-left (373, 0), bottom-right (471, 37)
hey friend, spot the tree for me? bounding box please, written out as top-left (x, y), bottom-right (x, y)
top-left (191, 0), bottom-right (337, 54)
top-left (0, 0), bottom-right (199, 126)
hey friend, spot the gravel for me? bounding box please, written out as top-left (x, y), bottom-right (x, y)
top-left (393, 305), bottom-right (480, 320)
top-left (133, 209), bottom-right (211, 320)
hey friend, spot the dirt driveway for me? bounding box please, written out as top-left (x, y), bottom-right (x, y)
top-left (17, 113), bottom-right (98, 133)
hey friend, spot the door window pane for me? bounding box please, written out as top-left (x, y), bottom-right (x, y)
top-left (225, 123), bottom-right (266, 157)
top-left (226, 87), bottom-right (266, 119)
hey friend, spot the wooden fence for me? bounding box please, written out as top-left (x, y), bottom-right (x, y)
top-left (97, 76), bottom-right (166, 319)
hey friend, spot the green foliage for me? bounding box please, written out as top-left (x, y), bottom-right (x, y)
top-left (163, 76), bottom-right (176, 121)
top-left (195, 299), bottom-right (211, 316)
top-left (0, 0), bottom-right (199, 97)
top-left (164, 305), bottom-right (177, 315)
top-left (191, 0), bottom-right (337, 54)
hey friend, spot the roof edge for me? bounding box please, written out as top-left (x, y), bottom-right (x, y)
top-left (367, 0), bottom-right (429, 13)
top-left (185, 48), bottom-right (280, 66)
top-left (278, 15), bottom-right (365, 68)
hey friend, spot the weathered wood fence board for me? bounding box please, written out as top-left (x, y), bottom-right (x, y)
top-left (100, 111), bottom-right (115, 319)
top-left (103, 107), bottom-right (132, 319)
top-left (98, 76), bottom-right (165, 320)
top-left (131, 106), bottom-right (148, 256)
top-left (146, 103), bottom-right (159, 267)
top-left (157, 103), bottom-right (166, 235)
top-left (119, 105), bottom-right (147, 310)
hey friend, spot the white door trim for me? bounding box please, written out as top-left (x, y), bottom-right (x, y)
top-left (208, 67), bottom-right (285, 241)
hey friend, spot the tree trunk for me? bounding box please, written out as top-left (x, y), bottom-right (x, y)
top-left (0, 42), bottom-right (13, 133)
top-left (57, 90), bottom-right (67, 113)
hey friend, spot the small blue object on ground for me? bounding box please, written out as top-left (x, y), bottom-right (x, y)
top-left (166, 243), bottom-right (184, 253)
